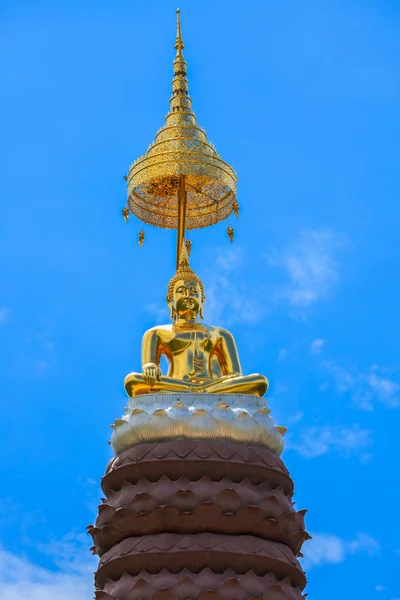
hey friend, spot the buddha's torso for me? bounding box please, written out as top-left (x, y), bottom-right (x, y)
top-left (153, 323), bottom-right (224, 382)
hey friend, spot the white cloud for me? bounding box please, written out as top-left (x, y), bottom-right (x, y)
top-left (302, 532), bottom-right (380, 570)
top-left (302, 533), bottom-right (345, 567)
top-left (145, 302), bottom-right (169, 323)
top-left (367, 371), bottom-right (400, 408)
top-left (149, 233), bottom-right (346, 327)
top-left (288, 411), bottom-right (304, 424)
top-left (0, 538), bottom-right (95, 600)
top-left (201, 247), bottom-right (264, 326)
top-left (278, 347), bottom-right (288, 361)
top-left (77, 477), bottom-right (102, 518)
top-left (311, 338), bottom-right (326, 354)
top-left (0, 307), bottom-right (9, 325)
top-left (348, 533), bottom-right (381, 556)
top-left (268, 229), bottom-right (347, 309)
top-left (145, 247), bottom-right (264, 328)
top-left (375, 585), bottom-right (387, 592)
top-left (360, 453), bottom-right (373, 465)
top-left (325, 362), bottom-right (400, 411)
top-left (34, 532), bottom-right (95, 574)
top-left (286, 424), bottom-right (372, 458)
top-left (37, 360), bottom-right (50, 372)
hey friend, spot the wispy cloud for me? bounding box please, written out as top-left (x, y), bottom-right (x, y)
top-left (0, 536), bottom-right (95, 600)
top-left (159, 232), bottom-right (347, 326)
top-left (286, 424), bottom-right (372, 458)
top-left (0, 307), bottom-right (10, 325)
top-left (17, 316), bottom-right (58, 374)
top-left (202, 247), bottom-right (264, 326)
top-left (302, 532), bottom-right (380, 570)
top-left (77, 476), bottom-right (102, 518)
top-left (37, 360), bottom-right (50, 372)
top-left (277, 347), bottom-right (289, 361)
top-left (145, 302), bottom-right (169, 323)
top-left (145, 247), bottom-right (264, 328)
top-left (325, 362), bottom-right (400, 411)
top-left (34, 532), bottom-right (95, 574)
top-left (267, 229), bottom-right (348, 309)
top-left (287, 411), bottom-right (304, 425)
top-left (311, 338), bottom-right (326, 354)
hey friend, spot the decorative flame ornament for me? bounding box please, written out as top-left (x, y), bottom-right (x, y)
top-left (185, 239), bottom-right (192, 256)
top-left (138, 230), bottom-right (145, 247)
top-left (233, 201), bottom-right (239, 219)
top-left (122, 207), bottom-right (130, 222)
top-left (227, 226), bottom-right (234, 243)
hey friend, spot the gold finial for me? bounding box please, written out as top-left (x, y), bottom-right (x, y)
top-left (175, 9), bottom-right (184, 54)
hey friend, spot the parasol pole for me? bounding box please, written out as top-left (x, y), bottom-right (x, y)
top-left (176, 174), bottom-right (187, 269)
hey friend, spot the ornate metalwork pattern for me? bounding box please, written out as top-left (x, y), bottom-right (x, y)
top-left (126, 10), bottom-right (237, 230)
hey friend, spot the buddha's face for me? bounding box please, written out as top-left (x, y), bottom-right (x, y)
top-left (172, 278), bottom-right (203, 319)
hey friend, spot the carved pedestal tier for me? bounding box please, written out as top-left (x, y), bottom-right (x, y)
top-left (89, 394), bottom-right (309, 599)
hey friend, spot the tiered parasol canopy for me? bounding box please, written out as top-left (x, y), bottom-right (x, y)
top-left (124, 9), bottom-right (238, 265)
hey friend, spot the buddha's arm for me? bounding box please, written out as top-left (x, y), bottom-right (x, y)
top-left (213, 329), bottom-right (242, 376)
top-left (141, 329), bottom-right (162, 386)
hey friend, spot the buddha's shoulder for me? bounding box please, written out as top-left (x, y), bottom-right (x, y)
top-left (202, 323), bottom-right (234, 338)
top-left (143, 324), bottom-right (173, 336)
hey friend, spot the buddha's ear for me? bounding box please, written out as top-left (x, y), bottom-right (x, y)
top-left (199, 296), bottom-right (206, 320)
top-left (168, 302), bottom-right (176, 322)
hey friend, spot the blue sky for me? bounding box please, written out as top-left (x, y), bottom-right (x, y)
top-left (0, 0), bottom-right (399, 597)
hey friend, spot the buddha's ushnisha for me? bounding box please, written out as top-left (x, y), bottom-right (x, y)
top-left (124, 251), bottom-right (269, 397)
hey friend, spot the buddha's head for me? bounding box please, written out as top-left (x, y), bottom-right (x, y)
top-left (167, 250), bottom-right (205, 322)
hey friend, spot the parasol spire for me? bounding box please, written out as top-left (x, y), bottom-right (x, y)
top-left (175, 9), bottom-right (184, 53)
top-left (169, 9), bottom-right (192, 119)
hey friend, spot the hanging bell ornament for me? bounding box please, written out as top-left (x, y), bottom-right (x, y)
top-left (233, 201), bottom-right (239, 219)
top-left (194, 185), bottom-right (202, 204)
top-left (185, 239), bottom-right (192, 256)
top-left (138, 230), bottom-right (145, 247)
top-left (227, 226), bottom-right (234, 243)
top-left (122, 207), bottom-right (130, 222)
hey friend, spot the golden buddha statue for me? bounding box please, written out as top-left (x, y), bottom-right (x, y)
top-left (124, 252), bottom-right (269, 397)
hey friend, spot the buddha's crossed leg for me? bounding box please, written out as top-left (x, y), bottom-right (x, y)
top-left (124, 371), bottom-right (268, 397)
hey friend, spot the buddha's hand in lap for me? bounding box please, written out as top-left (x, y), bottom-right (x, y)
top-left (142, 363), bottom-right (162, 388)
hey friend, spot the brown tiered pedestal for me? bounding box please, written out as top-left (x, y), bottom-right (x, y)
top-left (88, 440), bottom-right (308, 599)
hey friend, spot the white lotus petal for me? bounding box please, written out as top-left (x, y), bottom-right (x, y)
top-left (110, 392), bottom-right (286, 456)
top-left (167, 401), bottom-right (190, 422)
top-left (275, 425), bottom-right (288, 437)
top-left (138, 409), bottom-right (178, 442)
top-left (229, 411), bottom-right (264, 444)
top-left (111, 421), bottom-right (140, 454)
top-left (210, 403), bottom-right (236, 439)
top-left (186, 409), bottom-right (220, 439)
top-left (230, 395), bottom-right (264, 415)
